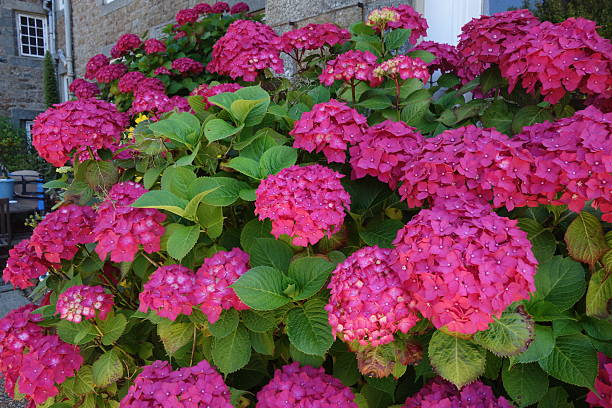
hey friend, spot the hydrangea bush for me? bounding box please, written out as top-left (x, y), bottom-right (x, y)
top-left (2, 4), bottom-right (611, 408)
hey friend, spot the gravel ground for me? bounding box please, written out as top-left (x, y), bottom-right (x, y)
top-left (0, 378), bottom-right (26, 408)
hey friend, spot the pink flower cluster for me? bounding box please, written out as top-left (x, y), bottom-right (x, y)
top-left (399, 125), bottom-right (538, 211)
top-left (256, 362), bottom-right (358, 408)
top-left (119, 71), bottom-right (147, 93)
top-left (402, 378), bottom-right (513, 408)
top-left (411, 41), bottom-right (462, 75)
top-left (212, 1), bottom-right (230, 13)
top-left (172, 57), bottom-right (204, 75)
top-left (190, 82), bottom-right (242, 109)
top-left (2, 239), bottom-right (53, 289)
top-left (255, 164), bottom-right (351, 247)
top-left (369, 5), bottom-right (428, 45)
top-left (290, 99), bottom-right (367, 163)
top-left (372, 55), bottom-right (431, 83)
top-left (18, 335), bottom-right (83, 404)
top-left (350, 120), bottom-right (424, 190)
top-left (176, 8), bottom-right (199, 25)
top-left (28, 204), bottom-right (96, 264)
top-left (193, 248), bottom-right (251, 324)
top-left (139, 264), bottom-right (196, 321)
top-left (32, 98), bottom-right (129, 166)
top-left (120, 360), bottom-right (232, 407)
top-left (0, 305), bottom-right (44, 398)
top-left (517, 106), bottom-right (612, 220)
top-left (280, 23), bottom-right (350, 53)
top-left (144, 38), bottom-right (166, 54)
top-left (326, 246), bottom-right (420, 346)
top-left (457, 9), bottom-right (539, 83)
top-left (56, 285), bottom-right (114, 323)
top-left (320, 50), bottom-right (380, 86)
top-left (230, 2), bottom-right (249, 14)
top-left (96, 63), bottom-right (128, 83)
top-left (194, 3), bottom-right (212, 14)
top-left (393, 206), bottom-right (537, 334)
top-left (587, 353), bottom-right (612, 408)
top-left (69, 78), bottom-right (100, 99)
top-left (131, 90), bottom-right (190, 116)
top-left (111, 33), bottom-right (142, 58)
top-left (153, 66), bottom-right (172, 76)
top-left (85, 54), bottom-right (109, 80)
top-left (500, 18), bottom-right (612, 103)
top-left (93, 182), bottom-right (166, 263)
top-left (207, 20), bottom-right (283, 81)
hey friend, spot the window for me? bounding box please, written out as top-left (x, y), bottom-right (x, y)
top-left (16, 14), bottom-right (47, 57)
top-left (24, 121), bottom-right (34, 144)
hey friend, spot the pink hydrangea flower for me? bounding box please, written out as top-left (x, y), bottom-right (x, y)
top-left (18, 335), bottom-right (83, 404)
top-left (193, 248), bottom-right (251, 324)
top-left (118, 71), bottom-right (147, 93)
top-left (399, 125), bottom-right (539, 211)
top-left (137, 77), bottom-right (166, 93)
top-left (500, 17), bottom-right (612, 103)
top-left (0, 305), bottom-right (44, 398)
top-left (370, 5), bottom-right (428, 45)
top-left (517, 106), bottom-right (612, 220)
top-left (95, 63), bottom-right (128, 83)
top-left (373, 55), bottom-right (431, 83)
top-left (212, 1), bottom-right (230, 13)
top-left (194, 3), bottom-right (212, 14)
top-left (457, 9), bottom-right (539, 84)
top-left (320, 50), bottom-right (381, 87)
top-left (402, 378), bottom-right (513, 408)
top-left (56, 285), bottom-right (114, 323)
top-left (28, 204), bottom-right (96, 264)
top-left (153, 66), bottom-right (172, 76)
top-left (85, 53), bottom-right (109, 80)
top-left (255, 164), bottom-right (351, 246)
top-left (144, 38), bottom-right (166, 54)
top-left (174, 31), bottom-right (187, 40)
top-left (121, 360), bottom-right (232, 407)
top-left (587, 353), bottom-right (612, 408)
top-left (32, 98), bottom-right (129, 167)
top-left (111, 33), bottom-right (142, 58)
top-left (350, 120), bottom-right (424, 190)
top-left (393, 205), bottom-right (537, 334)
top-left (171, 57), bottom-right (204, 75)
top-left (93, 182), bottom-right (166, 263)
top-left (230, 2), bottom-right (249, 14)
top-left (326, 246), bottom-right (420, 347)
top-left (139, 265), bottom-right (196, 321)
top-left (176, 8), bottom-right (199, 25)
top-left (69, 78), bottom-right (100, 99)
top-left (367, 8), bottom-right (401, 32)
top-left (2, 239), bottom-right (53, 289)
top-left (207, 20), bottom-right (284, 81)
top-left (280, 23), bottom-right (350, 53)
top-left (257, 362), bottom-right (358, 408)
top-left (131, 89), bottom-right (170, 115)
top-left (290, 99), bottom-right (368, 163)
top-left (166, 95), bottom-right (191, 113)
top-left (411, 41), bottom-right (462, 75)
top-left (190, 82), bottom-right (242, 109)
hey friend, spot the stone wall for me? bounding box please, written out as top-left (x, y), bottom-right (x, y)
top-left (0, 0), bottom-right (47, 127)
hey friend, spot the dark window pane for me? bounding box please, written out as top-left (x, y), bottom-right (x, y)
top-left (36, 19), bottom-right (43, 28)
top-left (21, 36), bottom-right (28, 45)
top-left (36, 47), bottom-right (44, 55)
top-left (22, 45), bottom-right (29, 54)
top-left (29, 27), bottom-right (36, 36)
top-left (20, 16), bottom-right (27, 25)
top-left (37, 28), bottom-right (43, 37)
top-left (21, 26), bottom-right (27, 34)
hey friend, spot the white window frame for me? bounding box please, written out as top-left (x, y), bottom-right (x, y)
top-left (56, 0), bottom-right (65, 11)
top-left (16, 13), bottom-right (48, 58)
top-left (24, 121), bottom-right (35, 144)
top-left (103, 0), bottom-right (116, 3)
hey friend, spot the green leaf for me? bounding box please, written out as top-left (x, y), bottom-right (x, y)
top-left (132, 190), bottom-right (188, 217)
top-left (538, 387), bottom-right (574, 408)
top-left (428, 330), bottom-right (486, 388)
top-left (188, 177), bottom-right (248, 207)
top-left (532, 256), bottom-right (586, 311)
top-left (564, 211), bottom-right (608, 267)
top-left (582, 317), bottom-right (612, 341)
top-left (166, 224), bottom-right (200, 260)
top-left (250, 330), bottom-right (275, 355)
top-left (82, 160), bottom-right (118, 189)
top-left (407, 49), bottom-right (436, 63)
top-left (241, 309), bottom-right (277, 333)
top-left (526, 300), bottom-right (576, 322)
top-left (439, 99), bottom-right (487, 126)
top-left (586, 269), bottom-right (612, 319)
top-left (384, 28), bottom-right (411, 50)
top-left (437, 73), bottom-right (460, 88)
top-left (209, 309), bottom-right (239, 337)
top-left (481, 99), bottom-right (516, 135)
top-left (308, 86), bottom-right (331, 104)
top-left (290, 345), bottom-right (324, 367)
top-left (287, 257), bottom-right (334, 301)
top-left (401, 89), bottom-right (431, 125)
top-left (357, 96), bottom-right (392, 110)
top-left (286, 299), bottom-right (334, 356)
top-left (161, 166), bottom-right (197, 200)
top-left (204, 118), bottom-right (243, 142)
top-left (240, 218), bottom-right (272, 252)
top-left (333, 345), bottom-right (360, 386)
top-left (72, 366), bottom-right (95, 395)
top-left (484, 352), bottom-right (502, 379)
top-left (479, 66), bottom-right (504, 94)
top-left (157, 320), bottom-right (193, 356)
top-left (359, 219), bottom-right (404, 249)
top-left (239, 188), bottom-right (256, 201)
top-left (99, 314), bottom-right (127, 346)
top-left (512, 105), bottom-right (553, 134)
top-left (539, 333), bottom-right (597, 389)
top-left (92, 349), bottom-right (123, 387)
top-left (474, 309), bottom-right (535, 357)
top-left (518, 218), bottom-right (556, 263)
top-left (227, 156), bottom-right (261, 179)
top-left (212, 324), bottom-right (251, 374)
top-left (259, 146), bottom-right (297, 177)
top-left (150, 112), bottom-right (201, 146)
top-left (143, 166), bottom-right (164, 189)
top-left (248, 238), bottom-right (293, 272)
top-left (232, 266), bottom-right (291, 310)
top-left (502, 362), bottom-right (549, 407)
top-left (56, 320), bottom-right (98, 345)
top-left (515, 325), bottom-right (555, 364)
top-left (197, 204), bottom-right (224, 239)
top-left (241, 131), bottom-right (280, 159)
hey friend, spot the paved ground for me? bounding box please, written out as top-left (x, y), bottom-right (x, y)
top-left (0, 378), bottom-right (26, 408)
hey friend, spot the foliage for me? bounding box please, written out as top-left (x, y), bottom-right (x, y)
top-left (0, 117), bottom-right (52, 179)
top-left (1, 3), bottom-right (611, 408)
top-left (43, 51), bottom-right (60, 107)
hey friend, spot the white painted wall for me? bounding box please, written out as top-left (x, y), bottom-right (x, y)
top-left (416, 0), bottom-right (485, 45)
